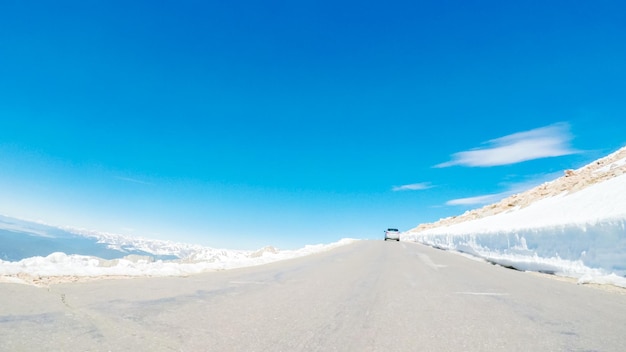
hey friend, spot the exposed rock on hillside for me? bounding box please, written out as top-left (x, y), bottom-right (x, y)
top-left (409, 146), bottom-right (626, 234)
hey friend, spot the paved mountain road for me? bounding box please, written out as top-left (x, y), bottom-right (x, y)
top-left (1, 240), bottom-right (625, 351)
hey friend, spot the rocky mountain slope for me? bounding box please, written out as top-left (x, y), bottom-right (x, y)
top-left (409, 146), bottom-right (626, 234)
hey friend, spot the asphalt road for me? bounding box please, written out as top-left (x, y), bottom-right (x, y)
top-left (1, 240), bottom-right (626, 351)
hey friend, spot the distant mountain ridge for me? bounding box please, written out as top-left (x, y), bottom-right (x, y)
top-left (0, 214), bottom-right (282, 263)
top-left (0, 214), bottom-right (356, 286)
top-left (63, 227), bottom-right (258, 263)
top-left (0, 215), bottom-right (178, 261)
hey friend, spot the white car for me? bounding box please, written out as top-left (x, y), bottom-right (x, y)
top-left (384, 228), bottom-right (400, 241)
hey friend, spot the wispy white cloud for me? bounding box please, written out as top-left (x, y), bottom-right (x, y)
top-left (498, 171), bottom-right (563, 194)
top-left (114, 176), bottom-right (154, 186)
top-left (436, 122), bottom-right (578, 168)
top-left (392, 182), bottom-right (433, 192)
top-left (446, 193), bottom-right (510, 206)
top-left (445, 172), bottom-right (562, 206)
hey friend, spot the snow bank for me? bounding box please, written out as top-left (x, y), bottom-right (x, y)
top-left (404, 172), bottom-right (626, 288)
top-left (0, 238), bottom-right (358, 284)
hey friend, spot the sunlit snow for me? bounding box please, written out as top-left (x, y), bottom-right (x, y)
top-left (403, 173), bottom-right (626, 288)
top-left (2, 148), bottom-right (625, 288)
top-left (0, 237), bottom-right (357, 282)
top-left (0, 214), bottom-right (357, 284)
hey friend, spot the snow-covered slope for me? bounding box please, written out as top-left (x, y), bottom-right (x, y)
top-left (0, 216), bottom-right (357, 286)
top-left (0, 238), bottom-right (356, 286)
top-left (404, 146), bottom-right (626, 287)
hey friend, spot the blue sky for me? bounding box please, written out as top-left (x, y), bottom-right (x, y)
top-left (1, 1), bottom-right (625, 249)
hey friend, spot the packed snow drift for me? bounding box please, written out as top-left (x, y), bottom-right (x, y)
top-left (0, 215), bottom-right (356, 286)
top-left (404, 147), bottom-right (626, 288)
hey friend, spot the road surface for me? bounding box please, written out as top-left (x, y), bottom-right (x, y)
top-left (1, 240), bottom-right (625, 351)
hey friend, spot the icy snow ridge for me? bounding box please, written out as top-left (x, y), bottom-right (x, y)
top-left (405, 147), bottom-right (626, 288)
top-left (0, 238), bottom-right (356, 282)
top-left (0, 214), bottom-right (359, 286)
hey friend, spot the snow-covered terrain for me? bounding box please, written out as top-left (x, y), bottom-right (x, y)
top-left (0, 216), bottom-right (356, 286)
top-left (2, 147), bottom-right (625, 288)
top-left (0, 239), bottom-right (356, 286)
top-left (404, 146), bottom-right (626, 288)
